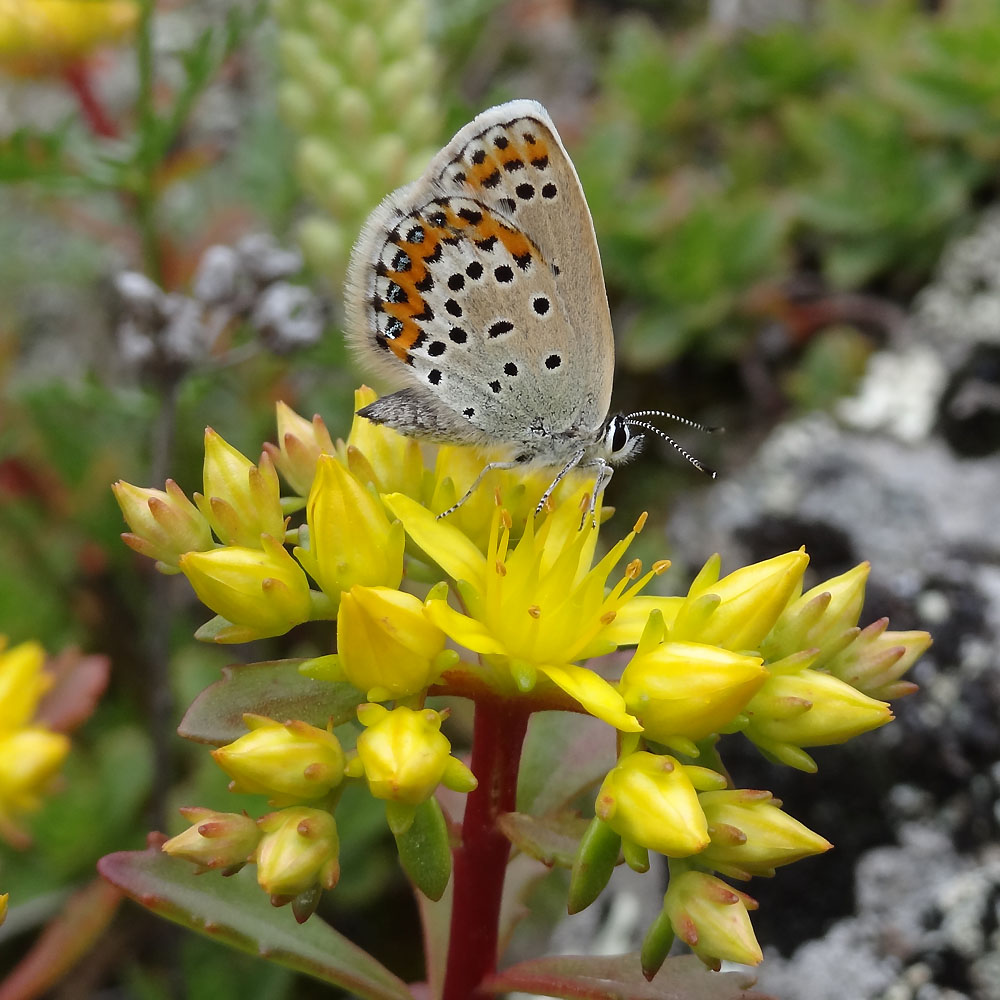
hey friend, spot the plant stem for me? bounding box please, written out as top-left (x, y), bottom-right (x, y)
top-left (441, 696), bottom-right (529, 1000)
top-left (63, 62), bottom-right (119, 138)
top-left (134, 0), bottom-right (163, 283)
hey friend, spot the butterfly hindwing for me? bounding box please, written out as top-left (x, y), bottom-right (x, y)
top-left (345, 100), bottom-right (615, 451)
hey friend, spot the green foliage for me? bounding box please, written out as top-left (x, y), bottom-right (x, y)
top-left (99, 848), bottom-right (413, 999)
top-left (583, 0), bottom-right (1000, 369)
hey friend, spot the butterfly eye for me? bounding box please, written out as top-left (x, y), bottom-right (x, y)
top-left (608, 417), bottom-right (630, 455)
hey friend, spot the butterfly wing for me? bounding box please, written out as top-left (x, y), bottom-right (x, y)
top-left (345, 100), bottom-right (615, 453)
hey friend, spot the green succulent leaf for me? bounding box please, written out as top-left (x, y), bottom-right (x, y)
top-left (98, 847), bottom-right (413, 1000)
top-left (178, 659), bottom-right (364, 745)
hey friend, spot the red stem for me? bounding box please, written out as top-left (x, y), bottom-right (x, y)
top-left (63, 61), bottom-right (119, 138)
top-left (442, 696), bottom-right (530, 1000)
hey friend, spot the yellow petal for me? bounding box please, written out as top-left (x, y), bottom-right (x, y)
top-left (538, 663), bottom-right (642, 732)
top-left (424, 600), bottom-right (507, 656)
top-left (383, 493), bottom-right (486, 585)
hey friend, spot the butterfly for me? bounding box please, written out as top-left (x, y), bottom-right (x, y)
top-left (345, 100), bottom-right (714, 522)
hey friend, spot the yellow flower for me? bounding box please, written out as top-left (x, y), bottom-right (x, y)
top-left (698, 789), bottom-right (832, 879)
top-left (0, 639), bottom-right (50, 733)
top-left (293, 455), bottom-right (404, 601)
top-left (212, 715), bottom-right (345, 805)
top-left (339, 386), bottom-right (423, 497)
top-left (0, 639), bottom-right (71, 842)
top-left (744, 668), bottom-right (893, 771)
top-left (336, 586), bottom-right (450, 701)
top-left (195, 429), bottom-right (286, 548)
top-left (595, 752), bottom-right (713, 859)
top-left (263, 401), bottom-right (335, 498)
top-left (179, 536), bottom-right (316, 643)
top-left (346, 704), bottom-right (476, 808)
top-left (664, 870), bottom-right (763, 969)
top-left (427, 444), bottom-right (575, 549)
top-left (386, 490), bottom-right (665, 731)
top-left (0, 728), bottom-right (70, 817)
top-left (113, 479), bottom-right (215, 572)
top-left (620, 638), bottom-right (768, 750)
top-left (0, 0), bottom-right (136, 75)
top-left (255, 806), bottom-right (340, 900)
top-left (162, 807), bottom-right (261, 873)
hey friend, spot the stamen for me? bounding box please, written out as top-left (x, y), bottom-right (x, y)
top-left (500, 509), bottom-right (513, 530)
top-left (494, 486), bottom-right (503, 506)
top-left (495, 560), bottom-right (507, 577)
top-left (625, 558), bottom-right (642, 580)
top-left (579, 492), bottom-right (590, 513)
top-left (652, 559), bottom-right (671, 574)
top-left (633, 511), bottom-right (648, 533)
top-left (527, 605), bottom-right (541, 619)
top-left (600, 610), bottom-right (617, 625)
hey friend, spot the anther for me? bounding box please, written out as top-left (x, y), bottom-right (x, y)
top-left (579, 492), bottom-right (590, 512)
top-left (495, 560), bottom-right (507, 576)
top-left (527, 605), bottom-right (541, 619)
top-left (633, 511), bottom-right (648, 533)
top-left (625, 558), bottom-right (642, 580)
top-left (652, 559), bottom-right (671, 574)
top-left (494, 486), bottom-right (503, 506)
top-left (500, 509), bottom-right (513, 530)
top-left (600, 610), bottom-right (617, 625)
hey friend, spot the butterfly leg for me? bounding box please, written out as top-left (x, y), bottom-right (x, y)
top-left (436, 460), bottom-right (521, 520)
top-left (563, 458), bottom-right (614, 529)
top-left (535, 448), bottom-right (587, 516)
top-left (587, 459), bottom-right (614, 527)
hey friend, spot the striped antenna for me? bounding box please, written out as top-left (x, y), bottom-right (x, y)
top-left (625, 419), bottom-right (717, 479)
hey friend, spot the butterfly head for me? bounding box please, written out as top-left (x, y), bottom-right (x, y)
top-left (601, 410), bottom-right (720, 478)
top-left (599, 414), bottom-right (645, 465)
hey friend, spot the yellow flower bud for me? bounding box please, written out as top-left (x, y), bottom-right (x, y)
top-left (680, 551), bottom-right (809, 651)
top-left (764, 563), bottom-right (870, 666)
top-left (620, 641), bottom-right (768, 744)
top-left (195, 429), bottom-right (285, 548)
top-left (0, 893), bottom-right (7, 926)
top-left (827, 618), bottom-right (929, 700)
top-left (162, 807), bottom-right (261, 872)
top-left (349, 704), bottom-right (476, 806)
top-left (212, 716), bottom-right (345, 805)
top-left (595, 752), bottom-right (710, 858)
top-left (0, 640), bottom-right (49, 732)
top-left (113, 479), bottom-right (214, 571)
top-left (698, 789), bottom-right (832, 879)
top-left (262, 401), bottom-right (335, 497)
top-left (665, 870), bottom-right (763, 969)
top-left (745, 669), bottom-right (893, 762)
top-left (293, 455), bottom-right (404, 600)
top-left (0, 728), bottom-right (70, 815)
top-left (179, 536), bottom-right (314, 642)
top-left (337, 587), bottom-right (447, 700)
top-left (255, 806), bottom-right (340, 899)
top-left (342, 387), bottom-right (423, 496)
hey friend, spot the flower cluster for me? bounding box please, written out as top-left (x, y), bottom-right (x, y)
top-left (0, 638), bottom-right (71, 847)
top-left (272, 0), bottom-right (442, 281)
top-left (162, 706), bottom-right (474, 918)
top-left (116, 388), bottom-right (929, 964)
